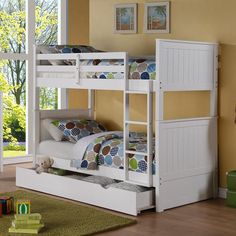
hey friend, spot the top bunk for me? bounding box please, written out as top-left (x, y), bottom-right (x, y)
top-left (34, 39), bottom-right (218, 93)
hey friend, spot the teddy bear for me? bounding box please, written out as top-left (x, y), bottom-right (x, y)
top-left (35, 156), bottom-right (54, 174)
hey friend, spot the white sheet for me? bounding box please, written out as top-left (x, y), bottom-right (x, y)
top-left (38, 140), bottom-right (75, 160)
top-left (39, 131), bottom-right (122, 161)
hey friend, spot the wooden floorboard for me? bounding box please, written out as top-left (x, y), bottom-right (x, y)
top-left (1, 164), bottom-right (236, 236)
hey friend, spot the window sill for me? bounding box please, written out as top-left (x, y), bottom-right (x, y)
top-left (3, 155), bottom-right (33, 165)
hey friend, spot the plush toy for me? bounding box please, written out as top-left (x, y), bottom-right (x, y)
top-left (35, 156), bottom-right (54, 174)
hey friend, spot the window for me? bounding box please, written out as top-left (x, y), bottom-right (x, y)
top-left (0, 0), bottom-right (26, 53)
top-left (35, 0), bottom-right (59, 110)
top-left (0, 0), bottom-right (67, 164)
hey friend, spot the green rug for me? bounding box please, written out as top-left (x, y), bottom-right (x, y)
top-left (0, 190), bottom-right (136, 235)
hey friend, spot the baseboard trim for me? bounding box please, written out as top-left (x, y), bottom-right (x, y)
top-left (218, 187), bottom-right (227, 199)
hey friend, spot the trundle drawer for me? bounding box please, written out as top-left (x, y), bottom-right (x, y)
top-left (16, 167), bottom-right (155, 216)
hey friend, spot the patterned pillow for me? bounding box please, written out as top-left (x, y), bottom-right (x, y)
top-left (52, 119), bottom-right (107, 142)
top-left (53, 45), bottom-right (103, 65)
top-left (38, 45), bottom-right (103, 66)
top-left (53, 45), bottom-right (101, 54)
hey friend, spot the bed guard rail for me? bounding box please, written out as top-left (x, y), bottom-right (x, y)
top-left (36, 52), bottom-right (128, 85)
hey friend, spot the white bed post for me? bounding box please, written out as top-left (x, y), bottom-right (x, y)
top-left (88, 89), bottom-right (95, 119)
top-left (75, 54), bottom-right (80, 85)
top-left (147, 81), bottom-right (153, 186)
top-left (155, 39), bottom-right (218, 212)
top-left (211, 44), bottom-right (219, 198)
top-left (123, 52), bottom-right (129, 182)
top-left (33, 45), bottom-right (40, 166)
top-left (155, 39), bottom-right (164, 212)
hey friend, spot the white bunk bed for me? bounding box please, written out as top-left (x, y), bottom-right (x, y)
top-left (16, 39), bottom-right (218, 216)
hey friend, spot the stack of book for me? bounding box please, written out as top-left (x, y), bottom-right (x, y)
top-left (9, 213), bottom-right (44, 234)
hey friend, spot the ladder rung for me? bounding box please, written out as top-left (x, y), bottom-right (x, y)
top-left (125, 150), bottom-right (148, 156)
top-left (125, 90), bottom-right (148, 94)
top-left (125, 120), bottom-right (148, 125)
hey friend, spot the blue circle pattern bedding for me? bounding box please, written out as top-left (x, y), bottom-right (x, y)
top-left (43, 45), bottom-right (156, 80)
top-left (84, 58), bottom-right (156, 80)
top-left (79, 132), bottom-right (156, 174)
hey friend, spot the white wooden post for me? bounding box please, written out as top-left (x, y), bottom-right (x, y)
top-left (33, 45), bottom-right (40, 167)
top-left (58, 0), bottom-right (68, 109)
top-left (26, 0), bottom-right (35, 156)
top-left (212, 44), bottom-right (219, 198)
top-left (147, 81), bottom-right (153, 186)
top-left (123, 52), bottom-right (129, 182)
top-left (88, 90), bottom-right (95, 119)
top-left (155, 39), bottom-right (164, 212)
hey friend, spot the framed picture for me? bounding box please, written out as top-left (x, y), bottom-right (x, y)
top-left (114, 4), bottom-right (137, 34)
top-left (144, 2), bottom-right (170, 33)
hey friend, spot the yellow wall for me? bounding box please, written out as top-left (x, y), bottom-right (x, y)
top-left (69, 0), bottom-right (236, 187)
top-left (67, 0), bottom-right (89, 109)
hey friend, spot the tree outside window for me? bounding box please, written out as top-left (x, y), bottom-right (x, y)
top-left (0, 0), bottom-right (58, 157)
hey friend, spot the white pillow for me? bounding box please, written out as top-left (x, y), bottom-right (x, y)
top-left (42, 119), bottom-right (64, 142)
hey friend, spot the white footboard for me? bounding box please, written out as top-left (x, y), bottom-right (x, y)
top-left (156, 117), bottom-right (217, 211)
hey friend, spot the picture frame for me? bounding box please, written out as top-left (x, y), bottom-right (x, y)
top-left (114, 4), bottom-right (137, 34)
top-left (144, 2), bottom-right (170, 33)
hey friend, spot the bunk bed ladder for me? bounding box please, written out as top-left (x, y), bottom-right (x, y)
top-left (123, 55), bottom-right (153, 187)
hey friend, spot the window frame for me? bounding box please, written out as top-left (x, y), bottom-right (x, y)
top-left (0, 0), bottom-right (68, 165)
top-left (58, 0), bottom-right (68, 109)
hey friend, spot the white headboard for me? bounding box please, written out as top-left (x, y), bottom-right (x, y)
top-left (157, 39), bottom-right (218, 91)
top-left (37, 109), bottom-right (94, 141)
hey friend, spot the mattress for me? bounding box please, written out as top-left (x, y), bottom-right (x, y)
top-left (38, 140), bottom-right (75, 160)
top-left (39, 131), bottom-right (155, 174)
top-left (38, 57), bottom-right (156, 81)
top-left (80, 57), bottom-right (156, 80)
top-left (38, 45), bottom-right (156, 80)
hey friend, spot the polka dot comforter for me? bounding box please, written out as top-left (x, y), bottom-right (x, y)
top-left (81, 58), bottom-right (156, 80)
top-left (76, 132), bottom-right (156, 174)
top-left (39, 45), bottom-right (156, 80)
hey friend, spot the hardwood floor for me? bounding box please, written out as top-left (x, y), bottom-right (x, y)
top-left (1, 164), bottom-right (236, 236)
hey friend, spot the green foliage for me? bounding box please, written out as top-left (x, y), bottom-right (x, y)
top-left (4, 150), bottom-right (26, 158)
top-left (40, 87), bottom-right (58, 110)
top-left (0, 0), bottom-right (58, 146)
top-left (35, 0), bottom-right (58, 45)
top-left (4, 144), bottom-right (25, 151)
top-left (0, 0), bottom-right (26, 53)
top-left (3, 91), bottom-right (26, 144)
top-left (0, 72), bottom-right (9, 92)
top-left (0, 0), bottom-right (58, 105)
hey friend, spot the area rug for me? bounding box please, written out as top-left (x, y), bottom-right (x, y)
top-left (0, 190), bottom-right (136, 235)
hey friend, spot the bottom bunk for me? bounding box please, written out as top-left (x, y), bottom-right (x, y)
top-left (16, 167), bottom-right (155, 216)
top-left (17, 109), bottom-right (217, 215)
top-left (37, 139), bottom-right (156, 187)
top-left (37, 115), bottom-right (156, 186)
